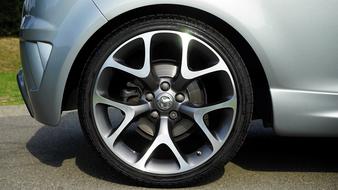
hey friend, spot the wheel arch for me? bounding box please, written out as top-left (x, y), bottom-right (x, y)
top-left (63, 4), bottom-right (273, 126)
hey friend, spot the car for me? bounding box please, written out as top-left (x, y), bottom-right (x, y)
top-left (17, 0), bottom-right (338, 186)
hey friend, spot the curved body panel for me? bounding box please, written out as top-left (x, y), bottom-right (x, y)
top-left (19, 0), bottom-right (107, 125)
top-left (18, 0), bottom-right (338, 136)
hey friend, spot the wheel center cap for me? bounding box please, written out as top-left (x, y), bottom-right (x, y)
top-left (156, 94), bottom-right (174, 111)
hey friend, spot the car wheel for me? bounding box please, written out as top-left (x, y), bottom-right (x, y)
top-left (78, 15), bottom-right (253, 186)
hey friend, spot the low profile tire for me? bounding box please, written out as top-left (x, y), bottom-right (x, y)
top-left (78, 15), bottom-right (253, 187)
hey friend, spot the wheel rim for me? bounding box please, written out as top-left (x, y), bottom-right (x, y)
top-left (92, 30), bottom-right (237, 174)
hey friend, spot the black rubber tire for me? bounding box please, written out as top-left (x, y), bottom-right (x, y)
top-left (78, 14), bottom-right (253, 187)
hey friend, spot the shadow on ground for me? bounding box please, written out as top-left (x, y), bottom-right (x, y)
top-left (26, 112), bottom-right (338, 187)
top-left (234, 121), bottom-right (338, 173)
top-left (25, 112), bottom-right (223, 187)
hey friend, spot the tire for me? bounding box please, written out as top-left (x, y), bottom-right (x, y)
top-left (78, 14), bottom-right (253, 187)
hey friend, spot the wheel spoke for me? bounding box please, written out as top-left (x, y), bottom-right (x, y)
top-left (97, 33), bottom-right (158, 89)
top-left (195, 115), bottom-right (222, 150)
top-left (174, 33), bottom-right (232, 90)
top-left (102, 34), bottom-right (151, 78)
top-left (94, 91), bottom-right (150, 142)
top-left (93, 91), bottom-right (150, 115)
top-left (180, 96), bottom-right (236, 117)
top-left (180, 96), bottom-right (236, 149)
top-left (135, 117), bottom-right (189, 170)
top-left (182, 60), bottom-right (231, 80)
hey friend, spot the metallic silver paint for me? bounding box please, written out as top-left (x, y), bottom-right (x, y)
top-left (20, 0), bottom-right (107, 124)
top-left (20, 41), bottom-right (44, 89)
top-left (36, 42), bottom-right (52, 69)
top-left (271, 89), bottom-right (338, 137)
top-left (20, 41), bottom-right (51, 90)
top-left (19, 0), bottom-right (338, 136)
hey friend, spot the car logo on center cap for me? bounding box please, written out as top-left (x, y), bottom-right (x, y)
top-left (157, 95), bottom-right (174, 111)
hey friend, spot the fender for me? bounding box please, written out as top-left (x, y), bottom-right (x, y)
top-left (92, 0), bottom-right (338, 136)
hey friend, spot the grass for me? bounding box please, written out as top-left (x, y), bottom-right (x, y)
top-left (0, 37), bottom-right (23, 105)
top-left (0, 37), bottom-right (21, 72)
top-left (0, 73), bottom-right (22, 105)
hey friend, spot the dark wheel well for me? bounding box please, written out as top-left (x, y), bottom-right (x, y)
top-left (62, 4), bottom-right (273, 126)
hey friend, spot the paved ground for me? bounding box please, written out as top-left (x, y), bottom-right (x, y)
top-left (0, 105), bottom-right (338, 190)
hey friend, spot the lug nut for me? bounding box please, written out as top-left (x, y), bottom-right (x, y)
top-left (169, 111), bottom-right (178, 120)
top-left (196, 151), bottom-right (202, 156)
top-left (175, 93), bottom-right (185, 102)
top-left (145, 92), bottom-right (154, 101)
top-left (160, 82), bottom-right (170, 91)
top-left (150, 110), bottom-right (159, 119)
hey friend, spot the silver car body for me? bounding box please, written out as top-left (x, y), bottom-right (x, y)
top-left (18, 0), bottom-right (338, 136)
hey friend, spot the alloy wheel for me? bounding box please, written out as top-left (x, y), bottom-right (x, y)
top-left (92, 30), bottom-right (237, 174)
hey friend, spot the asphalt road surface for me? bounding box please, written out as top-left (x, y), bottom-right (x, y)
top-left (0, 106), bottom-right (338, 190)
